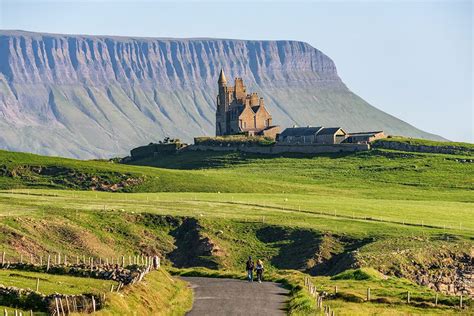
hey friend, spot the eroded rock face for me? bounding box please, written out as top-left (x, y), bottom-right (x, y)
top-left (357, 240), bottom-right (474, 297)
top-left (0, 30), bottom-right (443, 158)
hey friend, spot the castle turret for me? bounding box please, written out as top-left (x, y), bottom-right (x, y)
top-left (218, 69), bottom-right (227, 86)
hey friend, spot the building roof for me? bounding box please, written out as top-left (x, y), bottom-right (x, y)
top-left (317, 127), bottom-right (345, 135)
top-left (279, 126), bottom-right (323, 137)
top-left (347, 131), bottom-right (384, 136)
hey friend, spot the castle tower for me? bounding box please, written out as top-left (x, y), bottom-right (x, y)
top-left (217, 69), bottom-right (228, 112)
top-left (216, 69), bottom-right (228, 135)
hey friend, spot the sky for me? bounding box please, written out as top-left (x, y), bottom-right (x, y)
top-left (1, 0), bottom-right (472, 142)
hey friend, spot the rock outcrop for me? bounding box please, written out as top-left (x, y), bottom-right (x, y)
top-left (0, 30), bottom-right (443, 158)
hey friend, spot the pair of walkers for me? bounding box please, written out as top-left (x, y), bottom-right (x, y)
top-left (245, 256), bottom-right (264, 283)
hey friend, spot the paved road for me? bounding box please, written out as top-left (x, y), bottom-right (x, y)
top-left (182, 277), bottom-right (289, 316)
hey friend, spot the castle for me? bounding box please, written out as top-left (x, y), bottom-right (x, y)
top-left (215, 70), bottom-right (280, 138)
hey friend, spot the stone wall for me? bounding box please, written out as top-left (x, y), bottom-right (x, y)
top-left (188, 143), bottom-right (369, 154)
top-left (373, 140), bottom-right (474, 156)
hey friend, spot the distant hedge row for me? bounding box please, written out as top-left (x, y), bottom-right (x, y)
top-left (130, 142), bottom-right (186, 159)
top-left (194, 136), bottom-right (275, 147)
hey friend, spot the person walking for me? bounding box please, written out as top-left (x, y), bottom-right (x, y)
top-left (255, 259), bottom-right (264, 283)
top-left (245, 256), bottom-right (254, 282)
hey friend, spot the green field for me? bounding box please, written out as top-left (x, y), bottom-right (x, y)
top-left (0, 145), bottom-right (472, 314)
top-left (0, 270), bottom-right (115, 295)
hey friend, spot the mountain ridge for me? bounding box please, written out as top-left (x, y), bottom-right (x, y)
top-left (0, 30), bottom-right (444, 158)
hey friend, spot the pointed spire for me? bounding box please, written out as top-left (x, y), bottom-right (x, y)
top-left (218, 69), bottom-right (227, 86)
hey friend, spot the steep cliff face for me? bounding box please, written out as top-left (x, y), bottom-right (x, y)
top-left (0, 30), bottom-right (442, 158)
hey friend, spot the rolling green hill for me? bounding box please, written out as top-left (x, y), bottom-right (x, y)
top-left (0, 145), bottom-right (472, 314)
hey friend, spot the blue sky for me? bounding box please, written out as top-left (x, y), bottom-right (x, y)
top-left (1, 0), bottom-right (472, 142)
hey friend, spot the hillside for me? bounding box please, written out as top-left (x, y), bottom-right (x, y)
top-left (0, 30), bottom-right (444, 159)
top-left (0, 147), bottom-right (472, 313)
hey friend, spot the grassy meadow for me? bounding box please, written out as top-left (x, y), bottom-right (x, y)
top-left (0, 144), bottom-right (472, 314)
top-left (0, 269), bottom-right (116, 295)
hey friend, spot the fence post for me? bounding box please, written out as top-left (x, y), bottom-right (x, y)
top-left (4, 308), bottom-right (7, 316)
top-left (36, 278), bottom-right (39, 292)
top-left (435, 293), bottom-right (438, 306)
top-left (59, 297), bottom-right (65, 316)
top-left (460, 295), bottom-right (463, 309)
top-left (334, 286), bottom-right (338, 294)
top-left (1, 251), bottom-right (4, 267)
top-left (407, 291), bottom-right (410, 304)
top-left (54, 297), bottom-right (60, 316)
top-left (47, 255), bottom-right (51, 271)
top-left (367, 288), bottom-right (371, 301)
top-left (92, 296), bottom-right (96, 312)
top-left (65, 296), bottom-right (70, 314)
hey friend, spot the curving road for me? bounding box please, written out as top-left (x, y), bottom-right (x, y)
top-left (182, 277), bottom-right (289, 316)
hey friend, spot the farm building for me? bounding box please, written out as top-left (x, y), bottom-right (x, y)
top-left (344, 131), bottom-right (385, 144)
top-left (277, 126), bottom-right (323, 144)
top-left (315, 127), bottom-right (347, 144)
top-left (277, 126), bottom-right (347, 144)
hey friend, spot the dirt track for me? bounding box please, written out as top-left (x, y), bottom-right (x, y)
top-left (182, 277), bottom-right (289, 316)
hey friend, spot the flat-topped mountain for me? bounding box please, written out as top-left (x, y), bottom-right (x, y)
top-left (0, 30), bottom-right (443, 158)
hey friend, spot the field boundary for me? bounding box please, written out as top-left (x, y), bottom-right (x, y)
top-left (194, 199), bottom-right (471, 233)
top-left (0, 253), bottom-right (161, 315)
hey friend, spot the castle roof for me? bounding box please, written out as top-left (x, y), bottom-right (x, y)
top-left (251, 105), bottom-right (261, 113)
top-left (218, 69), bottom-right (227, 85)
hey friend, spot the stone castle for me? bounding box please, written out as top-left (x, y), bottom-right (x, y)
top-left (215, 70), bottom-right (280, 138)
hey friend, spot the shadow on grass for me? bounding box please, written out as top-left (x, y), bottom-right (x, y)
top-left (126, 150), bottom-right (358, 170)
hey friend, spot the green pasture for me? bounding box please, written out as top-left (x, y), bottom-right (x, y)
top-left (0, 270), bottom-right (116, 295)
top-left (0, 189), bottom-right (472, 237)
top-left (0, 145), bottom-right (472, 315)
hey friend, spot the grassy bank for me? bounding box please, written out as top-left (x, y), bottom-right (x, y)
top-left (88, 269), bottom-right (192, 316)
